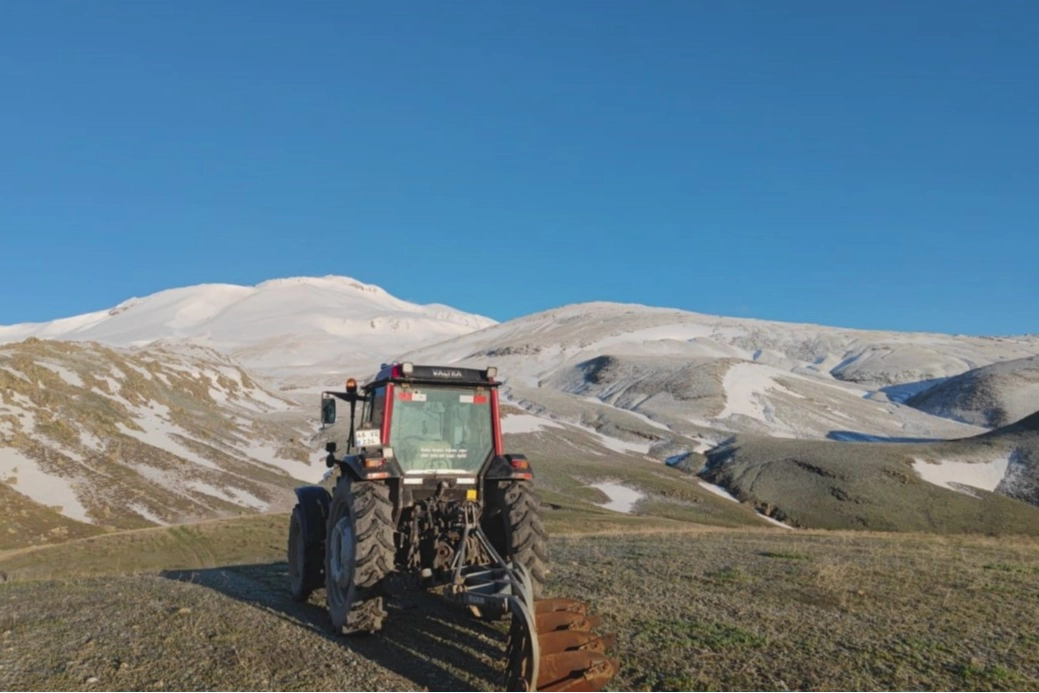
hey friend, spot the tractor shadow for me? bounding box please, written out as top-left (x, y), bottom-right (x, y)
top-left (160, 562), bottom-right (507, 692)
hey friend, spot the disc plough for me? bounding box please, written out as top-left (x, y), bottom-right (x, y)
top-left (444, 514), bottom-right (618, 691)
top-left (505, 595), bottom-right (619, 691)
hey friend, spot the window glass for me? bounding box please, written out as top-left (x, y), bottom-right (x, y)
top-left (367, 386), bottom-right (386, 428)
top-left (389, 387), bottom-right (493, 473)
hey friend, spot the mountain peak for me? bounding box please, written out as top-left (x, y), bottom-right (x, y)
top-left (0, 275), bottom-right (496, 382)
top-left (254, 275), bottom-right (387, 296)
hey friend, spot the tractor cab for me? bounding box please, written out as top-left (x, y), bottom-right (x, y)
top-left (320, 362), bottom-right (528, 490)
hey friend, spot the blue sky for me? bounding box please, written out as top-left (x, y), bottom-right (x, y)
top-left (1, 1), bottom-right (1036, 335)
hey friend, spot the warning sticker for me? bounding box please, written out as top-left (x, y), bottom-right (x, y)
top-left (419, 447), bottom-right (468, 459)
top-left (398, 391), bottom-right (427, 402)
top-left (459, 395), bottom-right (474, 403)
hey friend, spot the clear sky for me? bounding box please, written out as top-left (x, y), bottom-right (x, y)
top-left (1, 1), bottom-right (1036, 335)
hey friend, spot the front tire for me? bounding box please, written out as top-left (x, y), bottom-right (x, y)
top-left (288, 505), bottom-right (323, 602)
top-left (325, 479), bottom-right (395, 635)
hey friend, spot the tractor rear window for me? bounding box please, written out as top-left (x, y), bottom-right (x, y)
top-left (389, 386), bottom-right (494, 473)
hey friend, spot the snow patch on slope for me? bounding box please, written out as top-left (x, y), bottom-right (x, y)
top-left (912, 456), bottom-right (1010, 494)
top-left (590, 482), bottom-right (645, 514)
top-left (719, 362), bottom-right (799, 424)
top-left (36, 362), bottom-right (84, 388)
top-left (0, 448), bottom-right (90, 521)
top-left (571, 423), bottom-right (653, 455)
top-left (116, 404), bottom-right (221, 470)
top-left (240, 441), bottom-right (314, 479)
top-left (698, 480), bottom-right (740, 503)
top-left (127, 502), bottom-right (168, 525)
top-left (186, 480), bottom-right (267, 510)
top-left (501, 414), bottom-right (564, 435)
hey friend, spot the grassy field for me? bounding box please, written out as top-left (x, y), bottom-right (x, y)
top-left (2, 504), bottom-right (1039, 691)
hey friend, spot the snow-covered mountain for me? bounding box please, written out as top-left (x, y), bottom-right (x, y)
top-left (402, 302), bottom-right (1039, 443)
top-left (0, 276), bottom-right (496, 388)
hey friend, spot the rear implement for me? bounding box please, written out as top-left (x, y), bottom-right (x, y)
top-left (439, 503), bottom-right (619, 692)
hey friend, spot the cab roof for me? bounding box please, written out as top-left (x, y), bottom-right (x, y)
top-left (365, 362), bottom-right (500, 389)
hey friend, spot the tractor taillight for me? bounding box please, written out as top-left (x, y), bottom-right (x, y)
top-left (510, 459), bottom-right (529, 470)
top-left (364, 457), bottom-right (384, 468)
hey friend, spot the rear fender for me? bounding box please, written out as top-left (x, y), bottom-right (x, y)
top-left (482, 454), bottom-right (534, 481)
top-left (293, 485), bottom-right (331, 546)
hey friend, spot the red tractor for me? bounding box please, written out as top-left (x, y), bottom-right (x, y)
top-left (287, 362), bottom-right (617, 691)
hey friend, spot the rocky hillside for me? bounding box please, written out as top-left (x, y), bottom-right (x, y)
top-left (907, 356), bottom-right (1039, 427)
top-left (0, 339), bottom-right (317, 549)
top-left (695, 409), bottom-right (1039, 532)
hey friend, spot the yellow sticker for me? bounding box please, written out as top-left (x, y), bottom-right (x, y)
top-left (466, 488), bottom-right (478, 501)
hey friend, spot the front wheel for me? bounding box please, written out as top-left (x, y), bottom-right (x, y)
top-left (325, 479), bottom-right (395, 635)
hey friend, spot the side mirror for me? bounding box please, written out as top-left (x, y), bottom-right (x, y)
top-left (321, 397), bottom-right (336, 425)
top-left (325, 441), bottom-right (337, 453)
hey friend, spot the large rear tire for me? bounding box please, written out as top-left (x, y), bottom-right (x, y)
top-left (325, 479), bottom-right (395, 635)
top-left (487, 480), bottom-right (549, 598)
top-left (288, 504), bottom-right (323, 602)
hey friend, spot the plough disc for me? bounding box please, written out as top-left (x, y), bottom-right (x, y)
top-left (504, 597), bottom-right (619, 692)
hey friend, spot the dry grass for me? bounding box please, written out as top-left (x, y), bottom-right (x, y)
top-left (3, 512), bottom-right (1039, 691)
top-left (0, 513), bottom-right (287, 582)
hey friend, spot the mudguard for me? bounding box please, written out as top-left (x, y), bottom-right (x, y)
top-left (338, 455), bottom-right (368, 481)
top-left (293, 485), bottom-right (331, 546)
top-left (483, 454), bottom-right (535, 481)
